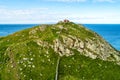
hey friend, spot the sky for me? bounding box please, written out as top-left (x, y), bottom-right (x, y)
top-left (0, 0), bottom-right (120, 24)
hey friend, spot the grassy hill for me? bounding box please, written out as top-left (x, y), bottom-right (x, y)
top-left (0, 21), bottom-right (120, 80)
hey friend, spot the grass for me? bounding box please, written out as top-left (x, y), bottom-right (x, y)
top-left (0, 22), bottom-right (120, 80)
top-left (59, 49), bottom-right (120, 80)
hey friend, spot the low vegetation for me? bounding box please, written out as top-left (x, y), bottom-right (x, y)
top-left (0, 21), bottom-right (120, 80)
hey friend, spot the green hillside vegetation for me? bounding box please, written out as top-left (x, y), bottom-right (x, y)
top-left (0, 21), bottom-right (120, 80)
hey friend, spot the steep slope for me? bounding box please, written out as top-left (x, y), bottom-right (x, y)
top-left (0, 21), bottom-right (120, 80)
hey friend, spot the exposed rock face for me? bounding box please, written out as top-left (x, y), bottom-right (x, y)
top-left (32, 34), bottom-right (119, 62)
top-left (52, 34), bottom-right (120, 63)
top-left (53, 38), bottom-right (73, 56)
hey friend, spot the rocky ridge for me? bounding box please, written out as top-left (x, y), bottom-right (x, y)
top-left (29, 21), bottom-right (120, 64)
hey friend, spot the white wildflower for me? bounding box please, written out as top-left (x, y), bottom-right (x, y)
top-left (24, 64), bottom-right (26, 67)
top-left (32, 65), bottom-right (35, 68)
top-left (11, 65), bottom-right (14, 68)
top-left (30, 58), bottom-right (33, 61)
top-left (23, 58), bottom-right (28, 60)
top-left (20, 68), bottom-right (22, 71)
top-left (40, 73), bottom-right (43, 76)
top-left (24, 75), bottom-right (26, 77)
top-left (28, 65), bottom-right (31, 67)
top-left (48, 59), bottom-right (50, 62)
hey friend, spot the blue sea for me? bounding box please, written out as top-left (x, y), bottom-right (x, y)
top-left (0, 24), bottom-right (37, 36)
top-left (0, 24), bottom-right (120, 50)
top-left (84, 24), bottom-right (120, 50)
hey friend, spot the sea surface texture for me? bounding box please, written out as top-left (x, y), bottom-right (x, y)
top-left (84, 24), bottom-right (120, 50)
top-left (0, 24), bottom-right (37, 36)
top-left (0, 24), bottom-right (120, 50)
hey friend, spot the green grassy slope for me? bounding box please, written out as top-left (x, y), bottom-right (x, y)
top-left (1, 40), bottom-right (120, 80)
top-left (0, 22), bottom-right (120, 80)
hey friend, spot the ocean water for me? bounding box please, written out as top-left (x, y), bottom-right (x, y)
top-left (0, 24), bottom-right (120, 50)
top-left (0, 24), bottom-right (37, 36)
top-left (84, 24), bottom-right (120, 50)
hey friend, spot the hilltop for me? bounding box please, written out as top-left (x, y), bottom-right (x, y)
top-left (0, 20), bottom-right (120, 80)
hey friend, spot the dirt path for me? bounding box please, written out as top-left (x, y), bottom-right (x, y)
top-left (55, 56), bottom-right (61, 80)
top-left (9, 49), bottom-right (20, 80)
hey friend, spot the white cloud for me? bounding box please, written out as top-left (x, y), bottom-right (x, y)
top-left (0, 8), bottom-right (52, 23)
top-left (93, 0), bottom-right (115, 3)
top-left (47, 0), bottom-right (118, 3)
top-left (0, 7), bottom-right (120, 24)
top-left (47, 0), bottom-right (86, 2)
top-left (0, 7), bottom-right (79, 23)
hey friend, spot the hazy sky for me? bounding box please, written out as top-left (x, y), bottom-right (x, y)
top-left (0, 0), bottom-right (120, 24)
